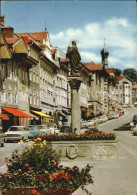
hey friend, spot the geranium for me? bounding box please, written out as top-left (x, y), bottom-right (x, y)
top-left (24, 163), bottom-right (29, 167)
top-left (32, 189), bottom-right (37, 194)
top-left (0, 138), bottom-right (93, 194)
top-left (35, 129), bottom-right (116, 141)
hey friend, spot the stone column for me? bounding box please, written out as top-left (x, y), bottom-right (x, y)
top-left (68, 77), bottom-right (82, 134)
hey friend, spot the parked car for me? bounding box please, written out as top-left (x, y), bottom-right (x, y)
top-left (132, 115), bottom-right (137, 124)
top-left (0, 133), bottom-right (6, 147)
top-left (81, 121), bottom-right (89, 129)
top-left (99, 115), bottom-right (108, 123)
top-left (130, 115), bottom-right (137, 131)
top-left (48, 124), bottom-right (60, 134)
top-left (4, 126), bottom-right (30, 142)
top-left (111, 113), bottom-right (119, 119)
top-left (37, 125), bottom-right (59, 135)
top-left (107, 114), bottom-right (113, 120)
top-left (25, 125), bottom-right (42, 138)
top-left (60, 122), bottom-right (71, 133)
top-left (87, 120), bottom-right (95, 128)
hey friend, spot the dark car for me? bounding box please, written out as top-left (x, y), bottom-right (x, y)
top-left (0, 133), bottom-right (6, 147)
top-left (60, 122), bottom-right (71, 133)
top-left (133, 115), bottom-right (137, 124)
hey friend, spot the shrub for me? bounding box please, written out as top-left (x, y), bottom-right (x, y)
top-left (35, 129), bottom-right (116, 141)
top-left (0, 138), bottom-right (93, 194)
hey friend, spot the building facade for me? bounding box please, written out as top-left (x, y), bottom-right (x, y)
top-left (116, 76), bottom-right (133, 105)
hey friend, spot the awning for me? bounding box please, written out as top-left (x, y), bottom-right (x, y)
top-left (23, 111), bottom-right (39, 120)
top-left (31, 110), bottom-right (53, 120)
top-left (0, 114), bottom-right (9, 120)
top-left (2, 107), bottom-right (33, 118)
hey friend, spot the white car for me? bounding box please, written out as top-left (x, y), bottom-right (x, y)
top-left (87, 120), bottom-right (95, 128)
top-left (4, 126), bottom-right (30, 142)
top-left (37, 125), bottom-right (59, 135)
top-left (99, 115), bottom-right (108, 123)
top-left (112, 113), bottom-right (119, 119)
top-left (81, 121), bottom-right (89, 129)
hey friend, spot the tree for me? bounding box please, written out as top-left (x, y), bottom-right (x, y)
top-left (114, 68), bottom-right (122, 76)
top-left (123, 68), bottom-right (137, 83)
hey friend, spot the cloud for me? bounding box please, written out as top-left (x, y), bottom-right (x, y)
top-left (105, 17), bottom-right (130, 27)
top-left (80, 51), bottom-right (101, 62)
top-left (50, 17), bottom-right (136, 70)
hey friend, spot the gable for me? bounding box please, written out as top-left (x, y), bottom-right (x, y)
top-left (13, 38), bottom-right (28, 54)
top-left (0, 31), bottom-right (11, 59)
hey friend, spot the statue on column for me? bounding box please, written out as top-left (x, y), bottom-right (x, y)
top-left (66, 41), bottom-right (81, 76)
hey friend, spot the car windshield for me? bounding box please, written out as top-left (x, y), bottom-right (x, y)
top-left (27, 126), bottom-right (37, 130)
top-left (133, 115), bottom-right (137, 119)
top-left (37, 125), bottom-right (47, 130)
top-left (9, 127), bottom-right (24, 131)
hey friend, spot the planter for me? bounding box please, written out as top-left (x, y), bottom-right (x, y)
top-left (4, 188), bottom-right (73, 195)
top-left (47, 140), bottom-right (118, 161)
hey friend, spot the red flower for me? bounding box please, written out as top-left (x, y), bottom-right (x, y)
top-left (24, 163), bottom-right (29, 167)
top-left (32, 189), bottom-right (37, 194)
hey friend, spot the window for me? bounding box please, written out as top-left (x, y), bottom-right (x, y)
top-left (30, 94), bottom-right (32, 104)
top-left (37, 98), bottom-right (39, 106)
top-left (8, 92), bottom-right (12, 104)
top-left (1, 91), bottom-right (6, 103)
top-left (13, 67), bottom-right (17, 78)
top-left (7, 66), bottom-right (12, 79)
top-left (14, 93), bottom-right (18, 105)
top-left (2, 65), bottom-right (5, 79)
top-left (33, 96), bottom-right (36, 106)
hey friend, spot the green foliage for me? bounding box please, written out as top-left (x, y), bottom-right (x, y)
top-left (0, 139), bottom-right (93, 194)
top-left (114, 68), bottom-right (122, 76)
top-left (123, 68), bottom-right (137, 83)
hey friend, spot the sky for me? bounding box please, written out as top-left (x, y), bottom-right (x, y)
top-left (1, 1), bottom-right (137, 70)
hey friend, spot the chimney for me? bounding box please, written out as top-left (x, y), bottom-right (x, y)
top-left (0, 16), bottom-right (5, 27)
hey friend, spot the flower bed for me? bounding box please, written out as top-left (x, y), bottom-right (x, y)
top-left (0, 139), bottom-right (93, 195)
top-left (35, 129), bottom-right (116, 141)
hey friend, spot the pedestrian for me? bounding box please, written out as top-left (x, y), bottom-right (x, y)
top-left (57, 120), bottom-right (62, 130)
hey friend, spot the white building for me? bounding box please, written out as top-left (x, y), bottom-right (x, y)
top-left (116, 76), bottom-right (133, 105)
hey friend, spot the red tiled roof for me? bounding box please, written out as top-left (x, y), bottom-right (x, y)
top-left (52, 49), bottom-right (56, 55)
top-left (22, 36), bottom-right (33, 46)
top-left (17, 31), bottom-right (48, 44)
top-left (5, 37), bottom-right (20, 45)
top-left (106, 68), bottom-right (114, 74)
top-left (116, 76), bottom-right (124, 81)
top-left (83, 62), bottom-right (103, 71)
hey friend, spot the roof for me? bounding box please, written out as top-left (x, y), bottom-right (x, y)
top-left (116, 76), bottom-right (124, 81)
top-left (5, 37), bottom-right (20, 45)
top-left (83, 61), bottom-right (103, 71)
top-left (17, 31), bottom-right (48, 44)
top-left (116, 76), bottom-right (134, 83)
top-left (106, 68), bottom-right (114, 74)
